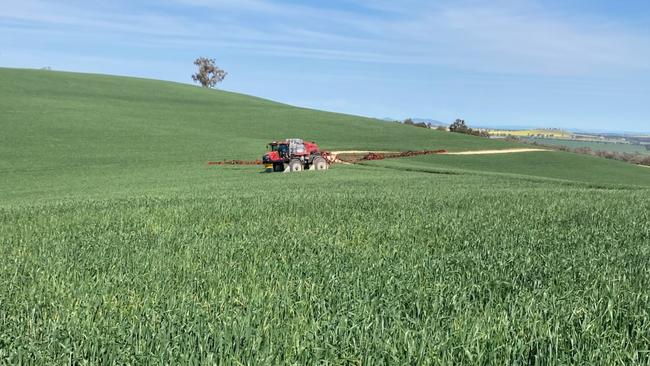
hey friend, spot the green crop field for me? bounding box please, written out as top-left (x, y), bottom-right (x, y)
top-left (527, 138), bottom-right (650, 155)
top-left (2, 68), bottom-right (650, 364)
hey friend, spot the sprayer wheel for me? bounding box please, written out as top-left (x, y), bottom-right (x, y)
top-left (289, 159), bottom-right (303, 172)
top-left (312, 156), bottom-right (329, 170)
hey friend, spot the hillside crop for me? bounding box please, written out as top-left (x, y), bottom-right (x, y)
top-left (2, 69), bottom-right (650, 364)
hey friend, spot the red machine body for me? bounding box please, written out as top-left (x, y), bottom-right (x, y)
top-left (262, 138), bottom-right (330, 172)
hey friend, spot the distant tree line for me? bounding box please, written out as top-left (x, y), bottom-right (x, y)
top-left (399, 118), bottom-right (491, 137)
top-left (449, 119), bottom-right (490, 138)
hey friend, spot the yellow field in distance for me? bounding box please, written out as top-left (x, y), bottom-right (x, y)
top-left (488, 129), bottom-right (572, 138)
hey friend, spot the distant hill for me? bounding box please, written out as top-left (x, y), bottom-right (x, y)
top-left (412, 118), bottom-right (448, 127)
top-left (382, 118), bottom-right (448, 127)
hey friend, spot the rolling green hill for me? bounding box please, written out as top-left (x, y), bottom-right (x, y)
top-left (1, 68), bottom-right (650, 364)
top-left (1, 67), bottom-right (518, 203)
top-left (2, 68), bottom-right (648, 203)
top-left (0, 70), bottom-right (507, 164)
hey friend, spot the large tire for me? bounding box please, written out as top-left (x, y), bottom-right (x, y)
top-left (273, 163), bottom-right (285, 172)
top-left (312, 156), bottom-right (329, 171)
top-left (289, 159), bottom-right (303, 172)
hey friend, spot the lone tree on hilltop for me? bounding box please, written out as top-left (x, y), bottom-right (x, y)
top-left (192, 57), bottom-right (227, 88)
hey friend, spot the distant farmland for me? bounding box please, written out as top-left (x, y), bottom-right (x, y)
top-left (528, 138), bottom-right (650, 155)
top-left (488, 128), bottom-right (572, 138)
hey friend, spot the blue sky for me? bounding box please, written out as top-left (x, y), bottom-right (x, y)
top-left (2, 0), bottom-right (649, 132)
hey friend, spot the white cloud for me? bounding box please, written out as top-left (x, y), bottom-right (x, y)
top-left (2, 0), bottom-right (649, 76)
top-left (436, 3), bottom-right (650, 75)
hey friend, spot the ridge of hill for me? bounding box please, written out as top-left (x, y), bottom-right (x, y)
top-left (0, 68), bottom-right (510, 167)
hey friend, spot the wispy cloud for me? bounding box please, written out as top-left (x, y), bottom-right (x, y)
top-left (2, 0), bottom-right (649, 76)
top-left (436, 2), bottom-right (650, 74)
